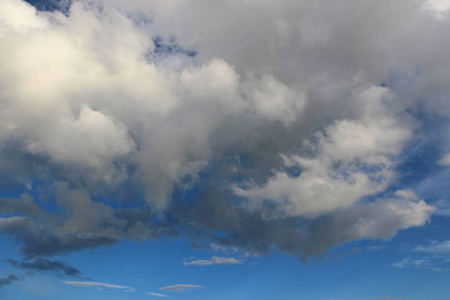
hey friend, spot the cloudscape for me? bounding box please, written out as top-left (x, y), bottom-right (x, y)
top-left (0, 0), bottom-right (450, 299)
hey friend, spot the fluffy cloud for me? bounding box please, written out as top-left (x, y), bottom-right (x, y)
top-left (0, 0), bottom-right (446, 262)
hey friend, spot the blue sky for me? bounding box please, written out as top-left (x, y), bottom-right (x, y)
top-left (1, 0), bottom-right (450, 299)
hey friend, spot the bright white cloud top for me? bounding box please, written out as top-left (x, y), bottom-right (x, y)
top-left (0, 0), bottom-right (450, 298)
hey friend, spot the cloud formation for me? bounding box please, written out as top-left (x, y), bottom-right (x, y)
top-left (0, 0), bottom-right (446, 262)
top-left (64, 281), bottom-right (136, 292)
top-left (0, 274), bottom-right (22, 287)
top-left (160, 284), bottom-right (204, 292)
top-left (183, 256), bottom-right (242, 266)
top-left (414, 240), bottom-right (450, 254)
top-left (6, 258), bottom-right (85, 278)
top-left (147, 292), bottom-right (169, 297)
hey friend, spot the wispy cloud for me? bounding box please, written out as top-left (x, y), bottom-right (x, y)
top-left (64, 281), bottom-right (136, 292)
top-left (0, 274), bottom-right (22, 287)
top-left (392, 257), bottom-right (444, 272)
top-left (183, 256), bottom-right (243, 266)
top-left (147, 292), bottom-right (169, 297)
top-left (160, 284), bottom-right (204, 291)
top-left (414, 240), bottom-right (450, 254)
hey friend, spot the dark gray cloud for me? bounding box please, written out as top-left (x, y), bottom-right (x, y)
top-left (0, 274), bottom-right (22, 288)
top-left (6, 258), bottom-right (84, 278)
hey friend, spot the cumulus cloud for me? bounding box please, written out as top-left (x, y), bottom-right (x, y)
top-left (0, 0), bottom-right (446, 262)
top-left (160, 284), bottom-right (204, 291)
top-left (183, 256), bottom-right (242, 266)
top-left (64, 281), bottom-right (136, 292)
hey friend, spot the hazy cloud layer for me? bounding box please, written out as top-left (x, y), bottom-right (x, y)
top-left (0, 0), bottom-right (447, 261)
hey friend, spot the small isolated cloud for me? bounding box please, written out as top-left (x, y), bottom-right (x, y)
top-left (147, 292), bottom-right (169, 297)
top-left (64, 281), bottom-right (136, 292)
top-left (183, 256), bottom-right (243, 266)
top-left (160, 284), bottom-right (204, 291)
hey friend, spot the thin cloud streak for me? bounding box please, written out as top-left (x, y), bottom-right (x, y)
top-left (414, 241), bottom-right (450, 254)
top-left (160, 284), bottom-right (205, 291)
top-left (64, 281), bottom-right (136, 292)
top-left (184, 256), bottom-right (243, 266)
top-left (147, 292), bottom-right (169, 297)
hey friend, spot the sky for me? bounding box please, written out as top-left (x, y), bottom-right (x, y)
top-left (0, 0), bottom-right (450, 299)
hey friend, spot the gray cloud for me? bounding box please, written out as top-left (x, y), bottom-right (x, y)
top-left (6, 258), bottom-right (85, 278)
top-left (183, 256), bottom-right (242, 266)
top-left (0, 0), bottom-right (445, 261)
top-left (0, 274), bottom-right (22, 288)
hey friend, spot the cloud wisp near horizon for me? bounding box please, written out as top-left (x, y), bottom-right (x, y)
top-left (0, 0), bottom-right (450, 298)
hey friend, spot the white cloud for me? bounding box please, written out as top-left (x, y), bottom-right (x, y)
top-left (160, 284), bottom-right (204, 291)
top-left (234, 86), bottom-right (413, 219)
top-left (147, 292), bottom-right (169, 297)
top-left (64, 281), bottom-right (136, 292)
top-left (393, 257), bottom-right (444, 272)
top-left (414, 240), bottom-right (450, 254)
top-left (0, 0), bottom-right (446, 259)
top-left (424, 0), bottom-right (450, 17)
top-left (183, 256), bottom-right (243, 266)
top-left (439, 153), bottom-right (450, 166)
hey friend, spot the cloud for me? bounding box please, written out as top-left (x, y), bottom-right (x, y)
top-left (439, 153), bottom-right (450, 166)
top-left (0, 274), bottom-right (22, 287)
top-left (6, 258), bottom-right (85, 278)
top-left (160, 284), bottom-right (204, 291)
top-left (183, 256), bottom-right (243, 266)
top-left (392, 257), bottom-right (444, 272)
top-left (0, 0), bottom-right (446, 261)
top-left (64, 281), bottom-right (136, 292)
top-left (414, 240), bottom-right (450, 254)
top-left (147, 292), bottom-right (169, 297)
